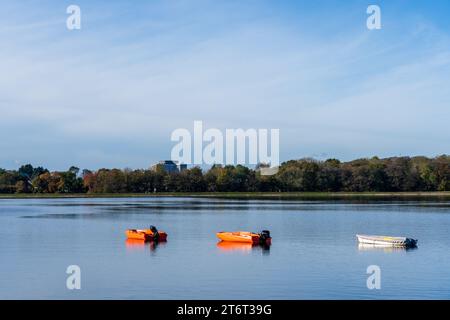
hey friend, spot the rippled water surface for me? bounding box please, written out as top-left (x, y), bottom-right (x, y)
top-left (1, 197), bottom-right (449, 299)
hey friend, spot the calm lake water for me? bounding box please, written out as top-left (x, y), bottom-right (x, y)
top-left (0, 197), bottom-right (449, 299)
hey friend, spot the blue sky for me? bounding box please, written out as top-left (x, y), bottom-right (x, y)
top-left (0, 0), bottom-right (449, 170)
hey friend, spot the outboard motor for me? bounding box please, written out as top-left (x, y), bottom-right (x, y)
top-left (259, 230), bottom-right (271, 245)
top-left (149, 225), bottom-right (159, 241)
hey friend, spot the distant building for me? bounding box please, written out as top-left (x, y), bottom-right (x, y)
top-left (151, 160), bottom-right (187, 173)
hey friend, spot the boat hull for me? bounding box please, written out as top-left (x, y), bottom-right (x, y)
top-left (125, 229), bottom-right (167, 242)
top-left (217, 232), bottom-right (260, 244)
top-left (356, 234), bottom-right (417, 247)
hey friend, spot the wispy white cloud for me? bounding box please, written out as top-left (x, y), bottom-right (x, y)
top-left (0, 0), bottom-right (449, 169)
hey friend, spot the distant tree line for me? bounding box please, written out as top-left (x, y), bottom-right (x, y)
top-left (0, 155), bottom-right (449, 194)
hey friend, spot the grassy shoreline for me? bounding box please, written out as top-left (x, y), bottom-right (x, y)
top-left (0, 191), bottom-right (449, 200)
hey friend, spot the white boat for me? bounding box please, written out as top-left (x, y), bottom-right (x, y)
top-left (356, 234), bottom-right (417, 247)
top-left (357, 243), bottom-right (415, 252)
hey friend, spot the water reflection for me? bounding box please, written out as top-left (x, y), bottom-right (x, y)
top-left (125, 239), bottom-right (165, 252)
top-left (217, 241), bottom-right (253, 252)
top-left (216, 241), bottom-right (270, 255)
top-left (125, 238), bottom-right (146, 249)
top-left (357, 243), bottom-right (418, 253)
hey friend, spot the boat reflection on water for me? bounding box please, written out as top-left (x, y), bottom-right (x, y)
top-left (125, 239), bottom-right (165, 252)
top-left (217, 241), bottom-right (253, 252)
top-left (357, 243), bottom-right (418, 253)
top-left (216, 241), bottom-right (270, 255)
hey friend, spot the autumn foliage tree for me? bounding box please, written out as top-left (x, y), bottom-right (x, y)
top-left (0, 156), bottom-right (449, 194)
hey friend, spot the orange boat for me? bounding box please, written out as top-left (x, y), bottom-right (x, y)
top-left (216, 230), bottom-right (271, 245)
top-left (217, 231), bottom-right (260, 244)
top-left (125, 225), bottom-right (167, 242)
